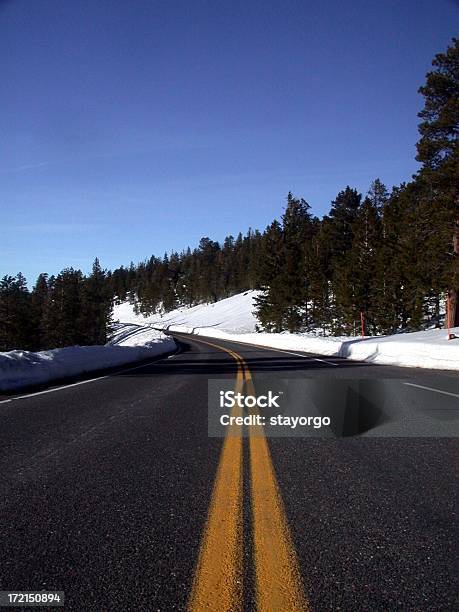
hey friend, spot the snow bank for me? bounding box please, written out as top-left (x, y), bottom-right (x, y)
top-left (114, 291), bottom-right (459, 371)
top-left (178, 326), bottom-right (459, 371)
top-left (0, 324), bottom-right (176, 392)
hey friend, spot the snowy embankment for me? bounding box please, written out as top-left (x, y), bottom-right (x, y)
top-left (0, 324), bottom-right (176, 392)
top-left (114, 291), bottom-right (459, 371)
top-left (114, 290), bottom-right (259, 333)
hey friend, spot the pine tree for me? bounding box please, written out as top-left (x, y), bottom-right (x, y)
top-left (247, 229), bottom-right (263, 290)
top-left (371, 187), bottom-right (405, 332)
top-left (349, 196), bottom-right (382, 333)
top-left (30, 273), bottom-right (49, 349)
top-left (280, 193), bottom-right (314, 331)
top-left (416, 38), bottom-right (459, 326)
top-left (79, 258), bottom-right (112, 345)
top-left (0, 274), bottom-right (31, 351)
top-left (42, 268), bottom-right (84, 348)
top-left (254, 221), bottom-right (285, 332)
top-left (367, 178), bottom-right (389, 215)
top-left (328, 186), bottom-right (362, 258)
top-left (307, 220), bottom-right (331, 333)
top-left (326, 187), bottom-right (362, 333)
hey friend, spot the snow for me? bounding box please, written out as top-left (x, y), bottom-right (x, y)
top-left (0, 324), bottom-right (175, 392)
top-left (186, 327), bottom-right (459, 371)
top-left (115, 291), bottom-right (459, 371)
top-left (114, 290), bottom-right (260, 333)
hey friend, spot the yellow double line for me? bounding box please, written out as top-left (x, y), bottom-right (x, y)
top-left (186, 337), bottom-right (308, 612)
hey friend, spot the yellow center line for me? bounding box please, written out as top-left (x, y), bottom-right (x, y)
top-left (242, 358), bottom-right (308, 611)
top-left (183, 334), bottom-right (308, 612)
top-left (187, 340), bottom-right (244, 612)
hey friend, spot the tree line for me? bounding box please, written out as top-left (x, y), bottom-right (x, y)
top-left (1, 39), bottom-right (457, 351)
top-left (0, 259), bottom-right (112, 351)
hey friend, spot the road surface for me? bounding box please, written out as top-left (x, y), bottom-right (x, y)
top-left (0, 333), bottom-right (457, 611)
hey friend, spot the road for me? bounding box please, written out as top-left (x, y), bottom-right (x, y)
top-left (0, 333), bottom-right (457, 611)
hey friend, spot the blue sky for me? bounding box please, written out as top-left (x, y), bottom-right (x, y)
top-left (1, 0), bottom-right (457, 284)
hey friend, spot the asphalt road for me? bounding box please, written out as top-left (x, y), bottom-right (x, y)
top-left (0, 333), bottom-right (457, 611)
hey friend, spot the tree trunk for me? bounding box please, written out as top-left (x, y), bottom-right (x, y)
top-left (450, 288), bottom-right (459, 327)
top-left (451, 215), bottom-right (459, 327)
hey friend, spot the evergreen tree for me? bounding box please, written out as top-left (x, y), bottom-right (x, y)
top-left (30, 273), bottom-right (49, 349)
top-left (79, 258), bottom-right (112, 345)
top-left (280, 193), bottom-right (314, 331)
top-left (367, 178), bottom-right (389, 215)
top-left (307, 220), bottom-right (332, 333)
top-left (195, 238), bottom-right (221, 303)
top-left (0, 274), bottom-right (31, 351)
top-left (254, 220), bottom-right (285, 332)
top-left (349, 196), bottom-right (382, 333)
top-left (328, 186), bottom-right (362, 259)
top-left (416, 37), bottom-right (459, 325)
top-left (326, 187), bottom-right (362, 333)
top-left (371, 187), bottom-right (406, 332)
top-left (42, 268), bottom-right (84, 348)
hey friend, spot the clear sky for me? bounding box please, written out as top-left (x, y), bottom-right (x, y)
top-left (1, 0), bottom-right (457, 284)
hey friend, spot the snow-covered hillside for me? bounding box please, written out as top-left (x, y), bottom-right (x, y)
top-left (115, 292), bottom-right (459, 371)
top-left (114, 290), bottom-right (261, 333)
top-left (0, 324), bottom-right (175, 392)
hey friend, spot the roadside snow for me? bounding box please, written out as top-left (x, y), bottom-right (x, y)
top-left (0, 324), bottom-right (175, 392)
top-left (115, 292), bottom-right (459, 371)
top-left (185, 327), bottom-right (459, 371)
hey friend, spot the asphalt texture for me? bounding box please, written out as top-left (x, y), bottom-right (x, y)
top-left (0, 333), bottom-right (457, 611)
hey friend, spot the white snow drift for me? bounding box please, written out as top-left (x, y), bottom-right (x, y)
top-left (115, 291), bottom-right (459, 371)
top-left (0, 324), bottom-right (175, 392)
